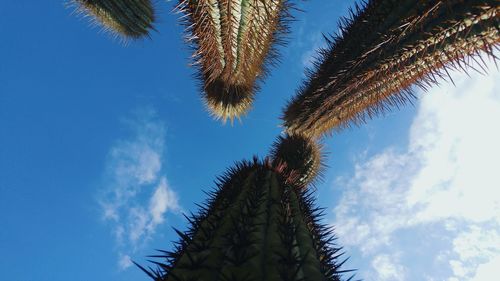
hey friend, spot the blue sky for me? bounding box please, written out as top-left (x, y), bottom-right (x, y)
top-left (0, 1), bottom-right (499, 281)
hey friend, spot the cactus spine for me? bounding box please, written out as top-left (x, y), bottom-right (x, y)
top-left (73, 0), bottom-right (155, 38)
top-left (138, 159), bottom-right (350, 281)
top-left (178, 0), bottom-right (291, 123)
top-left (283, 0), bottom-right (500, 137)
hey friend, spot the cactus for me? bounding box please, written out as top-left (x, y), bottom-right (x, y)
top-left (283, 0), bottom-right (500, 137)
top-left (73, 0), bottom-right (156, 38)
top-left (137, 158), bottom-right (351, 281)
top-left (177, 0), bottom-right (292, 123)
top-left (270, 133), bottom-right (324, 187)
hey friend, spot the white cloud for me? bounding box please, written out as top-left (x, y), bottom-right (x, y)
top-left (98, 109), bottom-right (180, 269)
top-left (301, 32), bottom-right (327, 69)
top-left (149, 177), bottom-right (179, 228)
top-left (332, 55), bottom-right (500, 281)
top-left (452, 226), bottom-right (500, 261)
top-left (470, 256), bottom-right (500, 281)
top-left (372, 254), bottom-right (406, 281)
top-left (118, 253), bottom-right (133, 270)
top-left (127, 207), bottom-right (149, 244)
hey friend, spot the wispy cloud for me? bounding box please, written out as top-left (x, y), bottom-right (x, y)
top-left (98, 108), bottom-right (180, 270)
top-left (372, 253), bottom-right (406, 281)
top-left (332, 56), bottom-right (500, 280)
top-left (118, 253), bottom-right (133, 271)
top-left (300, 31), bottom-right (326, 69)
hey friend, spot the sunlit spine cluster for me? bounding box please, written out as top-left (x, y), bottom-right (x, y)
top-left (73, 0), bottom-right (155, 38)
top-left (283, 0), bottom-right (499, 138)
top-left (178, 0), bottom-right (292, 123)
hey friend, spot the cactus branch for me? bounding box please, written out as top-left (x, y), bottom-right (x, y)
top-left (72, 0), bottom-right (156, 38)
top-left (283, 0), bottom-right (500, 137)
top-left (178, 0), bottom-right (293, 122)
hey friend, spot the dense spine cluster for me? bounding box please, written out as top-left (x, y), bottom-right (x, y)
top-left (270, 133), bottom-right (324, 187)
top-left (178, 0), bottom-right (292, 123)
top-left (73, 0), bottom-right (155, 38)
top-left (138, 159), bottom-right (350, 281)
top-left (283, 0), bottom-right (500, 137)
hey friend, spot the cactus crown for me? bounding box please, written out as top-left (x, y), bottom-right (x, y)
top-left (283, 0), bottom-right (499, 137)
top-left (73, 0), bottom-right (155, 39)
top-left (137, 158), bottom-right (352, 281)
top-left (177, 0), bottom-right (293, 122)
top-left (271, 133), bottom-right (324, 187)
top-left (203, 79), bottom-right (255, 124)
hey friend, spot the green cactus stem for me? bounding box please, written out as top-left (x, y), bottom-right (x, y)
top-left (283, 0), bottom-right (499, 138)
top-left (73, 0), bottom-right (155, 38)
top-left (178, 0), bottom-right (292, 123)
top-left (137, 158), bottom-right (352, 281)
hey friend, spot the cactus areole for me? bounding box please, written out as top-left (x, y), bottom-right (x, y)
top-left (178, 0), bottom-right (292, 123)
top-left (283, 0), bottom-right (500, 138)
top-left (137, 159), bottom-right (351, 281)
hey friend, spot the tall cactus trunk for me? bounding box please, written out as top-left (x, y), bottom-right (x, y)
top-left (283, 0), bottom-right (499, 138)
top-left (178, 0), bottom-right (291, 123)
top-left (138, 159), bottom-right (349, 281)
top-left (73, 0), bottom-right (155, 38)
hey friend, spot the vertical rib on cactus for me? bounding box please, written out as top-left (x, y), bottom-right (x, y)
top-left (283, 0), bottom-right (500, 137)
top-left (138, 158), bottom-right (352, 280)
top-left (178, 0), bottom-right (292, 123)
top-left (73, 0), bottom-right (155, 38)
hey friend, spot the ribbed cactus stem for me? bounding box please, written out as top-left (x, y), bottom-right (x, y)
top-left (138, 159), bottom-right (349, 280)
top-left (283, 0), bottom-right (499, 137)
top-left (288, 189), bottom-right (324, 280)
top-left (256, 173), bottom-right (282, 280)
top-left (73, 0), bottom-right (155, 38)
top-left (178, 0), bottom-right (291, 122)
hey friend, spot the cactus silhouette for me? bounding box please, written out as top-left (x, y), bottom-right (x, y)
top-left (178, 0), bottom-right (292, 123)
top-left (137, 157), bottom-right (352, 281)
top-left (73, 0), bottom-right (155, 38)
top-left (283, 0), bottom-right (499, 137)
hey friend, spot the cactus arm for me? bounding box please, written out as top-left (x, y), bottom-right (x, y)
top-left (283, 0), bottom-right (499, 137)
top-left (303, 3), bottom-right (499, 136)
top-left (73, 0), bottom-right (155, 38)
top-left (179, 0), bottom-right (291, 122)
